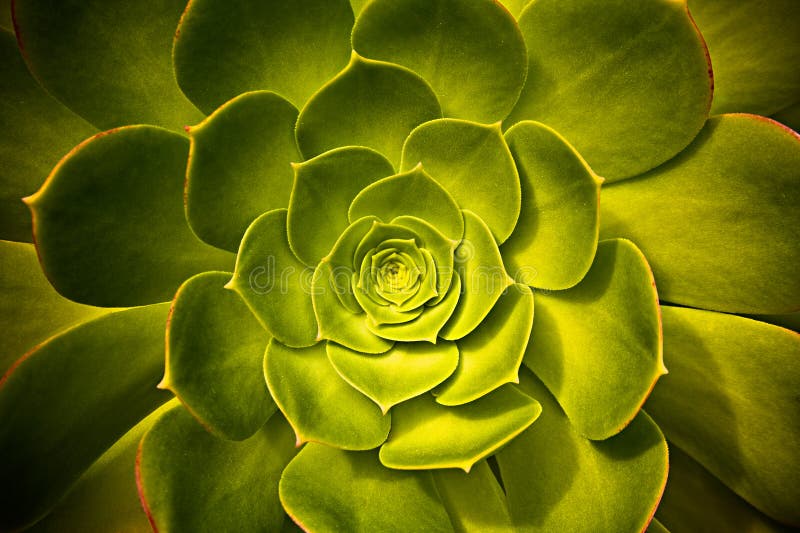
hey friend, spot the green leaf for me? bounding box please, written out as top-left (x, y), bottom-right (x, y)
top-left (440, 211), bottom-right (513, 341)
top-left (0, 240), bottom-right (108, 374)
top-left (30, 401), bottom-right (175, 533)
top-left (352, 0), bottom-right (527, 123)
top-left (524, 238), bottom-right (665, 440)
top-left (379, 385), bottom-right (541, 471)
top-left (296, 52), bottom-right (441, 167)
top-left (25, 125), bottom-right (233, 307)
top-left (0, 1), bottom-right (10, 31)
top-left (507, 0), bottom-right (711, 181)
top-left (432, 460), bottom-right (514, 533)
top-left (435, 284), bottom-right (533, 406)
top-left (656, 445), bottom-right (790, 533)
top-left (137, 406), bottom-right (296, 532)
top-left (312, 260), bottom-right (395, 353)
top-left (173, 0), bottom-right (353, 114)
top-left (501, 121), bottom-right (602, 290)
top-left (162, 272), bottom-right (274, 441)
top-left (647, 519), bottom-right (670, 533)
top-left (400, 119), bottom-right (521, 243)
top-left (229, 209), bottom-right (317, 348)
top-left (280, 443), bottom-right (453, 532)
top-left (327, 341), bottom-right (459, 414)
top-left (645, 306), bottom-right (800, 526)
top-left (497, 370), bottom-right (668, 533)
top-left (600, 114), bottom-right (800, 314)
top-left (749, 312), bottom-right (800, 333)
top-left (496, 0), bottom-right (530, 19)
top-left (186, 91), bottom-right (301, 252)
top-left (349, 165), bottom-right (464, 241)
top-left (0, 29), bottom-right (96, 242)
top-left (12, 0), bottom-right (203, 130)
top-left (689, 0), bottom-right (800, 116)
top-left (264, 340), bottom-right (390, 450)
top-left (288, 147), bottom-right (394, 266)
top-left (0, 304), bottom-right (172, 531)
top-left (367, 272), bottom-right (462, 343)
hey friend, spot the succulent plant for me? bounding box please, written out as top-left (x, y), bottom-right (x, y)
top-left (1, 0), bottom-right (799, 531)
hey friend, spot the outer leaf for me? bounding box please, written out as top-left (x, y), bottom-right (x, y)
top-left (25, 126), bottom-right (233, 307)
top-left (229, 209), bottom-right (317, 348)
top-left (379, 385), bottom-right (541, 472)
top-left (497, 370), bottom-right (668, 533)
top-left (264, 340), bottom-right (390, 450)
top-left (0, 29), bottom-right (96, 242)
top-left (162, 272), bottom-right (274, 441)
top-left (772, 101), bottom-right (800, 132)
top-left (523, 238), bottom-right (665, 440)
top-left (435, 284), bottom-right (533, 406)
top-left (400, 119), bottom-right (521, 243)
top-left (288, 147), bottom-right (394, 266)
top-left (173, 0), bottom-right (353, 114)
top-left (645, 306), bottom-right (800, 525)
top-left (440, 211), bottom-right (514, 341)
top-left (186, 91), bottom-right (301, 252)
top-left (507, 0), bottom-right (711, 181)
top-left (352, 0), bottom-right (526, 123)
top-left (647, 519), bottom-right (669, 533)
top-left (137, 406), bottom-right (297, 532)
top-left (432, 460), bottom-right (514, 532)
top-left (501, 121), bottom-right (602, 290)
top-left (31, 401), bottom-right (175, 533)
top-left (496, 0), bottom-right (530, 19)
top-left (0, 240), bottom-right (108, 373)
top-left (349, 165), bottom-right (464, 242)
top-left (600, 114), bottom-right (800, 314)
top-left (689, 0), bottom-right (800, 116)
top-left (327, 341), bottom-right (459, 414)
top-left (12, 0), bottom-right (203, 130)
top-left (0, 304), bottom-right (172, 531)
top-left (656, 445), bottom-right (790, 533)
top-left (280, 443), bottom-right (453, 533)
top-left (296, 52), bottom-right (441, 167)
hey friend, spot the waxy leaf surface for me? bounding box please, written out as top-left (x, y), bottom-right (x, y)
top-left (524, 239), bottom-right (665, 440)
top-left (26, 126), bottom-right (232, 307)
top-left (265, 341), bottom-right (390, 450)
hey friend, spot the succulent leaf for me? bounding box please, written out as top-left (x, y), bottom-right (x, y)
top-left (0, 304), bottom-right (172, 531)
top-left (0, 29), bottom-right (96, 242)
top-left (440, 211), bottom-right (514, 341)
top-left (288, 147), bottom-right (394, 267)
top-left (689, 0), bottom-right (800, 116)
top-left (186, 91), bottom-right (301, 252)
top-left (432, 460), bottom-right (515, 532)
top-left (229, 209), bottom-right (317, 347)
top-left (523, 238), bottom-right (665, 440)
top-left (400, 119), bottom-right (521, 244)
top-left (507, 0), bottom-right (712, 181)
top-left (646, 306), bottom-right (800, 525)
top-left (501, 121), bottom-right (602, 290)
top-left (12, 0), bottom-right (203, 130)
top-left (162, 272), bottom-right (275, 441)
top-left (279, 443), bottom-right (454, 532)
top-left (173, 0), bottom-right (354, 114)
top-left (352, 0), bottom-right (527, 123)
top-left (601, 114), bottom-right (800, 315)
top-left (264, 340), bottom-right (391, 450)
top-left (496, 369), bottom-right (669, 533)
top-left (379, 385), bottom-right (542, 472)
top-left (137, 405), bottom-right (297, 531)
top-left (296, 52), bottom-right (441, 167)
top-left (435, 283), bottom-right (534, 406)
top-left (327, 340), bottom-right (459, 414)
top-left (24, 125), bottom-right (233, 307)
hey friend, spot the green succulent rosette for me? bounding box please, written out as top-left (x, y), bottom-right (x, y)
top-left (1, 0), bottom-right (799, 532)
